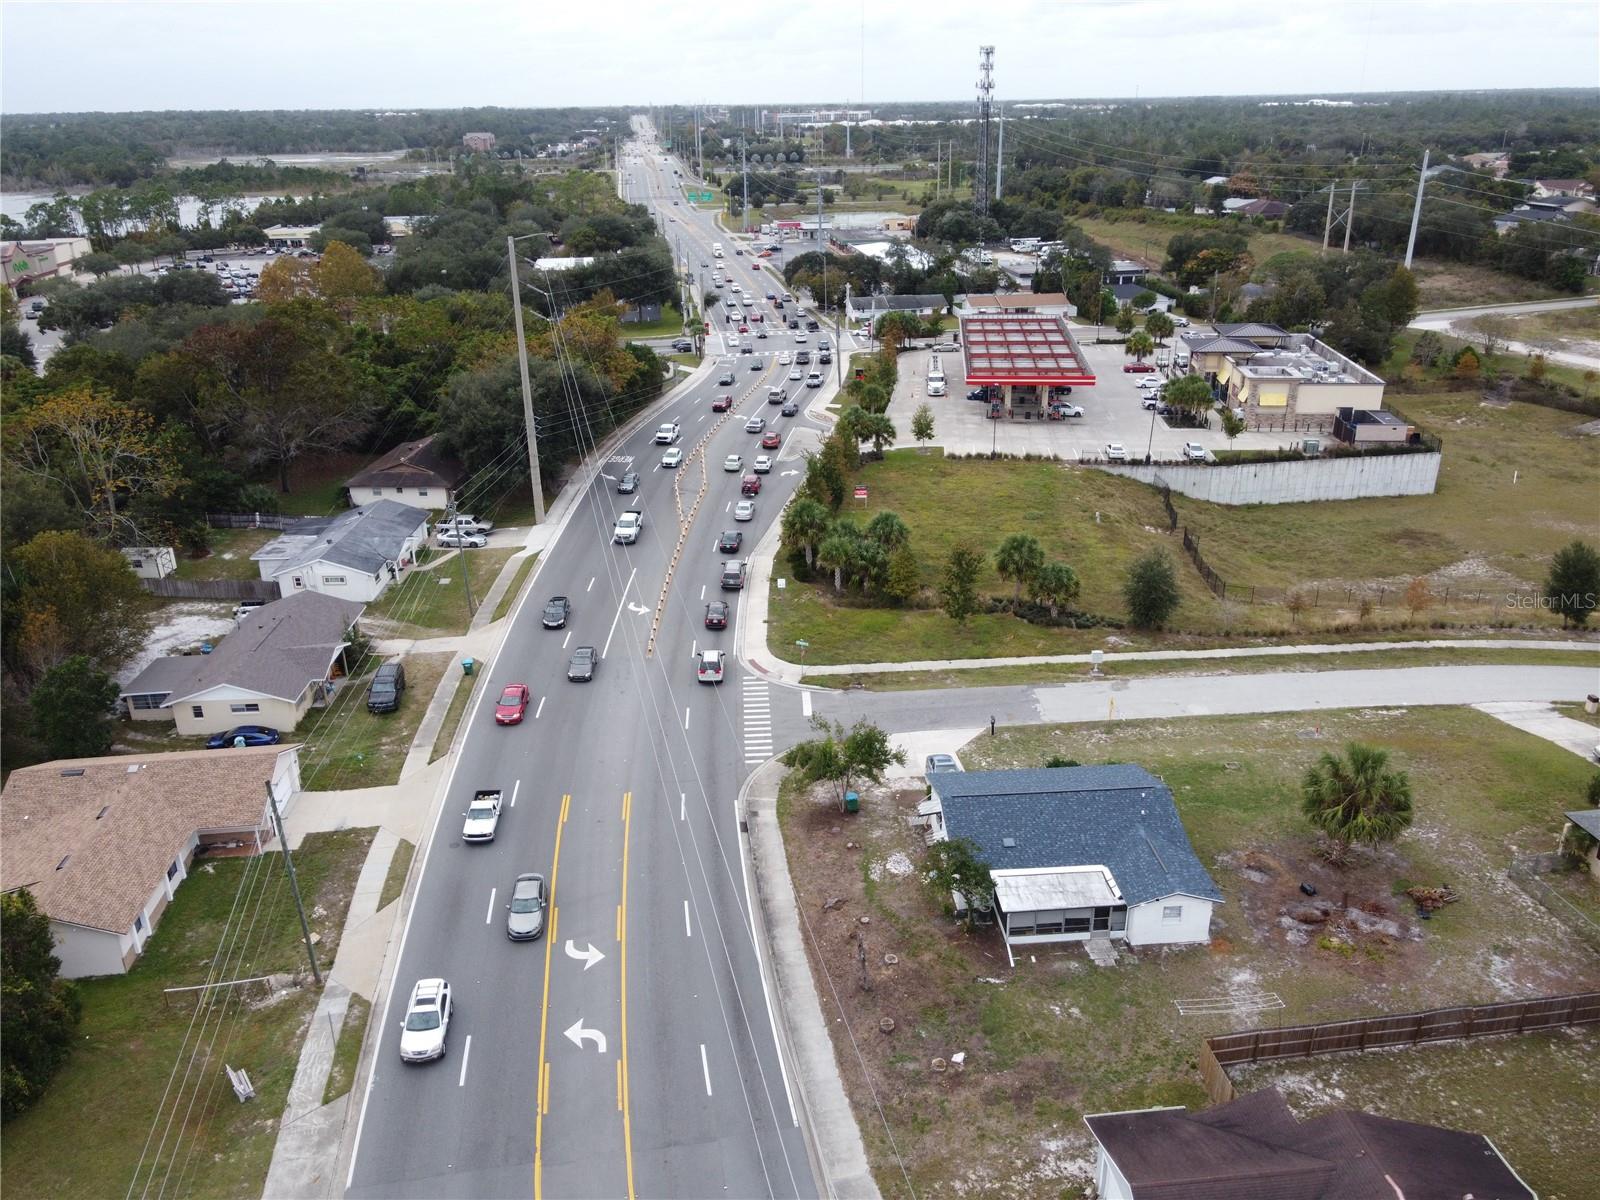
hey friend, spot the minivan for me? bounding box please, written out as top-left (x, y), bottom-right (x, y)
top-left (367, 661), bottom-right (407, 713)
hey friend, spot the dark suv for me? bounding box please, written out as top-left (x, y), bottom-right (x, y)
top-left (366, 661), bottom-right (407, 713)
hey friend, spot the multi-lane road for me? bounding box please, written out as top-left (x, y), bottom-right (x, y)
top-left (346, 122), bottom-right (826, 1200)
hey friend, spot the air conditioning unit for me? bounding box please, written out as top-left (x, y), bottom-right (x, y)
top-left (1302, 439), bottom-right (1321, 455)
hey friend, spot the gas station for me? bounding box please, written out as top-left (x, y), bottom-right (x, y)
top-left (958, 314), bottom-right (1097, 420)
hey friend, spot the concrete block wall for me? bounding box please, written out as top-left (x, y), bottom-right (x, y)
top-left (1097, 452), bottom-right (1441, 505)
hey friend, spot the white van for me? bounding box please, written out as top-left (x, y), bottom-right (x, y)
top-left (712, 242), bottom-right (724, 258)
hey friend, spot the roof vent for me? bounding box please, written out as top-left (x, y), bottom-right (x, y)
top-left (59, 768), bottom-right (85, 778)
top-left (1002, 837), bottom-right (1016, 848)
top-left (55, 855), bottom-right (71, 871)
top-left (96, 805), bottom-right (111, 820)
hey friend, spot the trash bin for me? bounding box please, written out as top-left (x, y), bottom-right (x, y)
top-left (461, 658), bottom-right (476, 677)
top-left (1587, 694), bottom-right (1598, 715)
top-left (844, 791), bottom-right (859, 813)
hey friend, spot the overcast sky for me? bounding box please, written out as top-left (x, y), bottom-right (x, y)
top-left (3, 0), bottom-right (1597, 113)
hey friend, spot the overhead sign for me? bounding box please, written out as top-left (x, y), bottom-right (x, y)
top-left (688, 190), bottom-right (716, 203)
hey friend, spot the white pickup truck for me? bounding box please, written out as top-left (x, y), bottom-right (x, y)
top-left (612, 509), bottom-right (644, 544)
top-left (462, 789), bottom-right (503, 843)
top-left (654, 421), bottom-right (680, 445)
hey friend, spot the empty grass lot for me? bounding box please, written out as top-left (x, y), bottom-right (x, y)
top-left (782, 706), bottom-right (1600, 1199)
top-left (296, 652), bottom-right (451, 791)
top-left (0, 829), bottom-right (375, 1200)
top-left (365, 548), bottom-right (515, 639)
top-left (174, 528), bottom-right (278, 582)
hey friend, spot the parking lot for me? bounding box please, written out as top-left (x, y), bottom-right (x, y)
top-left (885, 340), bottom-right (1300, 462)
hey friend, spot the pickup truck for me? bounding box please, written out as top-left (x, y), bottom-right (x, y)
top-left (612, 509), bottom-right (644, 544)
top-left (437, 513), bottom-right (494, 536)
top-left (654, 421), bottom-right (680, 445)
top-left (462, 789), bottom-right (503, 842)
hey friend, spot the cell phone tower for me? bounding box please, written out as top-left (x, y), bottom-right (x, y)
top-left (975, 45), bottom-right (995, 216)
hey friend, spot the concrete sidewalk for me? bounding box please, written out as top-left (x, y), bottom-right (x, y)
top-left (1475, 700), bottom-right (1600, 760)
top-left (742, 759), bottom-right (880, 1200)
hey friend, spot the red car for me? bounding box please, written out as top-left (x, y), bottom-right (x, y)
top-left (741, 473), bottom-right (761, 496)
top-left (760, 431), bottom-right (781, 449)
top-left (738, 323), bottom-right (749, 333)
top-left (494, 684), bottom-right (531, 725)
top-left (711, 395), bottom-right (732, 411)
top-left (1123, 362), bottom-right (1156, 373)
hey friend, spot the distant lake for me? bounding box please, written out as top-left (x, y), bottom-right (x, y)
top-left (1, 191), bottom-right (280, 229)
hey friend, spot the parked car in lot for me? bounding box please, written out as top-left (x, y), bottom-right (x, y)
top-left (924, 753), bottom-right (963, 774)
top-left (696, 649), bottom-right (726, 684)
top-left (1123, 362), bottom-right (1156, 373)
top-left (718, 530), bottom-right (743, 553)
top-left (1183, 441), bottom-right (1208, 461)
top-left (734, 500), bottom-right (755, 521)
top-left (704, 601), bottom-right (729, 630)
top-left (567, 646), bottom-right (598, 682)
top-left (206, 725), bottom-right (281, 749)
top-left (1051, 403), bottom-right (1085, 419)
top-left (438, 529), bottom-right (488, 548)
top-left (542, 596), bottom-right (571, 628)
top-left (1141, 395), bottom-right (1161, 411)
top-left (399, 978), bottom-right (453, 1062)
top-left (1138, 376), bottom-right (1162, 391)
top-left (495, 684), bottom-right (531, 724)
top-left (366, 661), bottom-right (407, 713)
top-left (505, 873), bottom-right (547, 940)
top-left (661, 447), bottom-right (684, 468)
top-left (1105, 443), bottom-right (1130, 461)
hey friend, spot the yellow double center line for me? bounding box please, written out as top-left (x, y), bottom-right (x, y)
top-left (533, 793), bottom-right (570, 1200)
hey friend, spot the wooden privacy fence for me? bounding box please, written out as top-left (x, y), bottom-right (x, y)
top-left (141, 577), bottom-right (280, 601)
top-left (204, 512), bottom-right (293, 530)
top-left (1198, 991), bottom-right (1600, 1105)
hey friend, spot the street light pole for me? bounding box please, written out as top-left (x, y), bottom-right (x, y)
top-left (507, 234), bottom-right (548, 525)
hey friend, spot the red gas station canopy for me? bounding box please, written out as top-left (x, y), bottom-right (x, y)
top-left (959, 315), bottom-right (1097, 388)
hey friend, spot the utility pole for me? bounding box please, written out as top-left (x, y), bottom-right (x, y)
top-left (740, 139), bottom-right (748, 233)
top-left (934, 140), bottom-right (940, 199)
top-left (1321, 181), bottom-right (1338, 254)
top-left (1404, 149), bottom-right (1429, 269)
top-left (506, 236), bottom-right (548, 525)
top-left (975, 46), bottom-right (994, 216)
top-left (839, 282), bottom-right (849, 389)
top-left (816, 168), bottom-right (827, 316)
top-left (267, 782), bottom-right (320, 986)
top-left (1342, 181), bottom-right (1356, 255)
top-left (995, 104), bottom-right (1005, 201)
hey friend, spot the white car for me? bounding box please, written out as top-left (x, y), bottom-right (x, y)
top-left (399, 978), bottom-right (453, 1062)
top-left (723, 454), bottom-right (743, 472)
top-left (788, 368), bottom-right (803, 381)
top-left (1105, 443), bottom-right (1130, 462)
top-left (661, 447), bottom-right (684, 468)
top-left (437, 530), bottom-right (488, 549)
top-left (794, 332), bottom-right (808, 343)
top-left (734, 500), bottom-right (755, 521)
top-left (1182, 442), bottom-right (1208, 462)
top-left (1138, 377), bottom-right (1162, 390)
top-left (744, 415), bottom-right (765, 433)
top-left (753, 454), bottom-right (773, 473)
top-left (654, 421), bottom-right (680, 444)
top-left (462, 791), bottom-right (503, 842)
top-left (778, 351), bottom-right (792, 365)
top-left (612, 510), bottom-right (644, 544)
top-left (696, 649), bottom-right (726, 684)
top-left (1054, 404), bottom-right (1085, 418)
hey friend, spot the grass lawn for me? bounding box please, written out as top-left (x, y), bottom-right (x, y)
top-left (273, 453), bottom-right (367, 517)
top-left (430, 668), bottom-right (478, 763)
top-left (1411, 259), bottom-right (1573, 309)
top-left (379, 838), bottom-right (416, 911)
top-left (492, 553), bottom-right (540, 623)
top-left (1231, 1026), bottom-right (1600, 1200)
top-left (297, 651), bottom-right (451, 791)
top-left (0, 828), bottom-right (375, 1200)
top-left (802, 644), bottom-right (1600, 690)
top-left (321, 993), bottom-right (372, 1106)
top-left (781, 706), bottom-right (1600, 1199)
top-left (621, 300), bottom-right (687, 338)
top-left (174, 528), bottom-right (278, 582)
top-left (365, 549), bottom-right (515, 639)
top-left (1072, 212), bottom-right (1318, 272)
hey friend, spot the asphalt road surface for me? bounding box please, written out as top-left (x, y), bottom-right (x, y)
top-left (346, 122), bottom-right (818, 1200)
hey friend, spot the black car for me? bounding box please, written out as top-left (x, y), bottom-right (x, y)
top-left (818, 350), bottom-right (832, 364)
top-left (670, 338), bottom-right (694, 352)
top-left (967, 387), bottom-right (989, 402)
top-left (206, 725), bottom-right (282, 749)
top-left (781, 400), bottom-right (799, 417)
top-left (542, 596), bottom-right (571, 628)
top-left (704, 601), bottom-right (729, 630)
top-left (366, 661), bottom-right (407, 713)
top-left (617, 471), bottom-right (640, 494)
top-left (786, 318), bottom-right (799, 329)
top-left (567, 646), bottom-right (598, 681)
top-left (805, 318), bottom-right (819, 331)
top-left (718, 530), bottom-right (743, 553)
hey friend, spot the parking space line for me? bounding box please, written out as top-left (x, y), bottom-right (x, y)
top-left (458, 1035), bottom-right (472, 1087)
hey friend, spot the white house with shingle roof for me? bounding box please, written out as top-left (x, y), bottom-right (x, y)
top-left (251, 498), bottom-right (428, 601)
top-left (0, 746), bottom-right (299, 977)
top-left (119, 591), bottom-right (363, 735)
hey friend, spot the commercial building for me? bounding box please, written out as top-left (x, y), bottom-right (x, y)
top-left (462, 132), bottom-right (497, 153)
top-left (0, 746), bottom-right (300, 977)
top-left (958, 312), bottom-right (1096, 419)
top-left (262, 224), bottom-right (320, 248)
top-left (1, 237), bottom-right (92, 288)
top-left (1178, 325), bottom-right (1385, 429)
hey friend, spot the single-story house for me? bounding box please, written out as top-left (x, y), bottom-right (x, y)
top-left (1104, 259), bottom-right (1147, 286)
top-left (1084, 1087), bottom-right (1534, 1200)
top-left (346, 434), bottom-right (465, 510)
top-left (118, 591), bottom-right (363, 735)
top-left (251, 498), bottom-right (428, 602)
top-left (1223, 197), bottom-right (1290, 219)
top-left (960, 292), bottom-right (1074, 318)
top-left (923, 764), bottom-right (1222, 964)
top-left (0, 745), bottom-right (301, 978)
top-left (845, 293), bottom-right (949, 323)
top-left (1564, 809), bottom-right (1600, 875)
top-left (1492, 200), bottom-right (1579, 235)
top-left (1533, 178), bottom-right (1594, 200)
top-left (120, 546), bottom-right (178, 580)
top-left (1109, 283), bottom-right (1173, 312)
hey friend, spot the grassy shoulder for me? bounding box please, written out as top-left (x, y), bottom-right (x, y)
top-left (298, 651), bottom-right (451, 791)
top-left (803, 644), bottom-right (1600, 690)
top-left (322, 993), bottom-right (372, 1106)
top-left (366, 548), bottom-right (515, 638)
top-left (379, 838), bottom-right (416, 910)
top-left (779, 706), bottom-right (1600, 1198)
top-left (491, 553), bottom-right (539, 623)
top-left (0, 828), bottom-right (375, 1200)
top-left (430, 668), bottom-right (479, 763)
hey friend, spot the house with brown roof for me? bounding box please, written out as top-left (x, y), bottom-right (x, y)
top-left (1083, 1087), bottom-right (1533, 1200)
top-left (345, 435), bottom-right (465, 510)
top-left (0, 746), bottom-right (300, 977)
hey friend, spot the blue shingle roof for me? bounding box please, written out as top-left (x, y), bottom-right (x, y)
top-left (929, 765), bottom-right (1223, 906)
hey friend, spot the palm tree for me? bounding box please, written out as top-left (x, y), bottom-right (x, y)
top-left (1028, 561), bottom-right (1081, 619)
top-left (861, 412), bottom-right (897, 457)
top-left (1301, 743), bottom-right (1414, 864)
top-left (817, 533), bottom-right (861, 594)
top-left (865, 510), bottom-right (911, 552)
top-left (1124, 330), bottom-right (1156, 363)
top-left (994, 533), bottom-right (1045, 602)
top-left (782, 497), bottom-right (831, 568)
